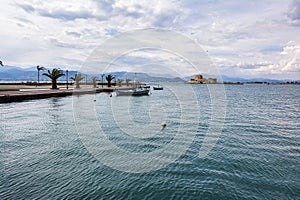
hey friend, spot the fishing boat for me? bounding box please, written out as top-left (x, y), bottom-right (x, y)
top-left (153, 84), bottom-right (163, 90)
top-left (115, 88), bottom-right (150, 96)
top-left (115, 73), bottom-right (150, 96)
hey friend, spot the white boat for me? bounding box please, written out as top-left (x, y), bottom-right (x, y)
top-left (115, 88), bottom-right (150, 96)
top-left (115, 73), bottom-right (150, 96)
top-left (153, 84), bottom-right (163, 90)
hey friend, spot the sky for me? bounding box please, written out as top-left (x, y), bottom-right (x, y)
top-left (0, 0), bottom-right (300, 79)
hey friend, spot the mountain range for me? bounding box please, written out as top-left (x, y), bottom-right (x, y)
top-left (0, 66), bottom-right (298, 83)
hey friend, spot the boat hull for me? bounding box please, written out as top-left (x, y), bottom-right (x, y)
top-left (116, 89), bottom-right (150, 96)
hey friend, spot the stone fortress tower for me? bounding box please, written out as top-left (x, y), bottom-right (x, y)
top-left (188, 74), bottom-right (217, 84)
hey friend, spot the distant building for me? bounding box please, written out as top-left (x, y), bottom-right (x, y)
top-left (206, 78), bottom-right (217, 84)
top-left (188, 74), bottom-right (217, 84)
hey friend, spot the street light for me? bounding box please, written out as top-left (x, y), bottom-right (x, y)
top-left (101, 73), bottom-right (105, 88)
top-left (66, 69), bottom-right (69, 90)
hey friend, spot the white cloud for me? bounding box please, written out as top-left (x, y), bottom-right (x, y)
top-left (254, 41), bottom-right (300, 73)
top-left (217, 41), bottom-right (300, 79)
top-left (0, 0), bottom-right (299, 79)
top-left (104, 49), bottom-right (200, 77)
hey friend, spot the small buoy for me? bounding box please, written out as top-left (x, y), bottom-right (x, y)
top-left (94, 99), bottom-right (96, 102)
top-left (161, 121), bottom-right (167, 127)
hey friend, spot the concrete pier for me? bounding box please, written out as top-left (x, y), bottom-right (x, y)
top-left (0, 85), bottom-right (115, 103)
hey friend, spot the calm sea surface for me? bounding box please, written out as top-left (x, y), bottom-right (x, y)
top-left (1, 84), bottom-right (299, 199)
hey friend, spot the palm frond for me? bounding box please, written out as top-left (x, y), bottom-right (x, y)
top-left (37, 65), bottom-right (46, 71)
top-left (42, 73), bottom-right (51, 79)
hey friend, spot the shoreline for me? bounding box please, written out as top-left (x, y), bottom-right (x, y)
top-left (0, 84), bottom-right (115, 104)
top-left (1, 82), bottom-right (299, 104)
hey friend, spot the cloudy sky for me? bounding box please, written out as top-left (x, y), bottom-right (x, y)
top-left (0, 0), bottom-right (300, 79)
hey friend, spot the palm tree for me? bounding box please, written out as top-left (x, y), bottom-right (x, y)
top-left (117, 79), bottom-right (123, 87)
top-left (36, 65), bottom-right (46, 86)
top-left (91, 76), bottom-right (98, 88)
top-left (70, 73), bottom-right (84, 89)
top-left (126, 78), bottom-right (131, 87)
top-left (105, 74), bottom-right (115, 87)
top-left (42, 68), bottom-right (65, 89)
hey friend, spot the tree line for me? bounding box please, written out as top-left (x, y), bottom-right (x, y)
top-left (37, 67), bottom-right (130, 89)
top-left (1, 62), bottom-right (132, 89)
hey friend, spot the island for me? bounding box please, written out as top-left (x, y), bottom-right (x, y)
top-left (187, 74), bottom-right (217, 84)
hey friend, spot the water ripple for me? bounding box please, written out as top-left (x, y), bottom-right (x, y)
top-left (1, 84), bottom-right (299, 199)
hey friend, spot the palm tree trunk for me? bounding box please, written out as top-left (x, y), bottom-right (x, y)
top-left (52, 79), bottom-right (57, 89)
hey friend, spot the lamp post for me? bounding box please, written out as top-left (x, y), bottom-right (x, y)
top-left (101, 73), bottom-right (105, 88)
top-left (66, 69), bottom-right (69, 90)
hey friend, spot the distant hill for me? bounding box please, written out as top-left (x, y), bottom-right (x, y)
top-left (0, 66), bottom-right (299, 83)
top-left (0, 67), bottom-right (184, 82)
top-left (0, 66), bottom-right (37, 81)
top-left (112, 72), bottom-right (185, 82)
top-left (0, 66), bottom-right (77, 81)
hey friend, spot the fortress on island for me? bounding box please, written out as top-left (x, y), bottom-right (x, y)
top-left (188, 74), bottom-right (217, 84)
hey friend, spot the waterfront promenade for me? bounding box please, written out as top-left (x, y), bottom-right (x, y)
top-left (0, 84), bottom-right (115, 103)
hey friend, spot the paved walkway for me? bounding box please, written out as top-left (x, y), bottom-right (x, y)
top-left (0, 85), bottom-right (118, 103)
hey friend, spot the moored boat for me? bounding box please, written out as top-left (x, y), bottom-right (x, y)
top-left (153, 84), bottom-right (163, 90)
top-left (115, 88), bottom-right (150, 96)
top-left (115, 73), bottom-right (150, 96)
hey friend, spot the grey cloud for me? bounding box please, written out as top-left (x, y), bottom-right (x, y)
top-left (16, 3), bottom-right (106, 21)
top-left (219, 63), bottom-right (264, 70)
top-left (49, 38), bottom-right (78, 49)
top-left (37, 9), bottom-right (97, 21)
top-left (112, 4), bottom-right (144, 19)
top-left (15, 17), bottom-right (34, 25)
top-left (15, 1), bottom-right (179, 29)
top-left (17, 3), bottom-right (35, 13)
top-left (153, 10), bottom-right (181, 27)
top-left (237, 63), bottom-right (269, 70)
top-left (116, 55), bottom-right (158, 66)
top-left (260, 46), bottom-right (283, 54)
top-left (81, 28), bottom-right (103, 40)
top-left (92, 0), bottom-right (115, 13)
top-left (125, 10), bottom-right (143, 19)
top-left (13, 17), bottom-right (40, 30)
top-left (287, 0), bottom-right (300, 24)
top-left (65, 31), bottom-right (82, 38)
top-left (16, 1), bottom-right (142, 22)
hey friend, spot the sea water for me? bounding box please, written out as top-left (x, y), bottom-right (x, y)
top-left (1, 84), bottom-right (299, 199)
